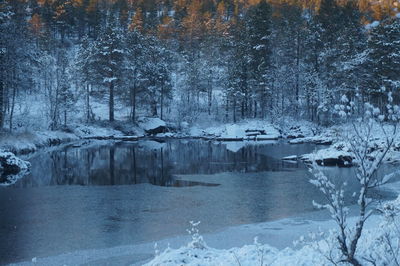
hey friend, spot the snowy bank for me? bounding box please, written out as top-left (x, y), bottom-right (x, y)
top-left (0, 131), bottom-right (78, 154)
top-left (0, 124), bottom-right (142, 155)
top-left (146, 197), bottom-right (400, 266)
top-left (188, 120), bottom-right (281, 141)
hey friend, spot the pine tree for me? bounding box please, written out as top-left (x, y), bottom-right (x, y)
top-left (365, 16), bottom-right (400, 109)
top-left (0, 0), bottom-right (12, 129)
top-left (125, 28), bottom-right (146, 122)
top-left (141, 36), bottom-right (172, 119)
top-left (90, 19), bottom-right (125, 122)
top-left (245, 0), bottom-right (272, 119)
top-left (76, 35), bottom-right (95, 122)
top-left (58, 50), bottom-right (75, 127)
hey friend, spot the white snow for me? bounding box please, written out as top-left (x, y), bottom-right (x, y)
top-left (145, 196), bottom-right (400, 266)
top-left (138, 117), bottom-right (167, 132)
top-left (282, 155), bottom-right (298, 161)
top-left (301, 144), bottom-right (353, 166)
top-left (73, 125), bottom-right (122, 139)
top-left (0, 150), bottom-right (31, 186)
top-left (187, 120), bottom-right (281, 141)
top-left (0, 131), bottom-right (78, 154)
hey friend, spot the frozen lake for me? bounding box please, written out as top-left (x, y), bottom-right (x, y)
top-left (0, 140), bottom-right (396, 265)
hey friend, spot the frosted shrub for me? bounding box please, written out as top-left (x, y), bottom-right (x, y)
top-left (310, 91), bottom-right (399, 265)
top-left (187, 221), bottom-right (207, 250)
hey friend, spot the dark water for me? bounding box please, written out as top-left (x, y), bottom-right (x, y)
top-left (13, 140), bottom-right (315, 188)
top-left (0, 140), bottom-right (397, 265)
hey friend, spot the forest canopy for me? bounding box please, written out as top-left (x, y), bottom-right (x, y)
top-left (0, 0), bottom-right (399, 130)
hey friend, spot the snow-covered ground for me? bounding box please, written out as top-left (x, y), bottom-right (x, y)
top-left (187, 120), bottom-right (281, 140)
top-left (145, 206), bottom-right (399, 266)
top-left (0, 124), bottom-right (144, 155)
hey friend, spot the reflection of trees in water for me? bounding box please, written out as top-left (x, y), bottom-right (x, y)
top-left (15, 140), bottom-right (302, 187)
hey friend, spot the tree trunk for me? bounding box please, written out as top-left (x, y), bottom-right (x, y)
top-left (9, 86), bottom-right (16, 132)
top-left (130, 84), bottom-right (136, 123)
top-left (130, 68), bottom-right (137, 123)
top-left (233, 99), bottom-right (237, 123)
top-left (295, 30), bottom-right (301, 114)
top-left (0, 79), bottom-right (4, 129)
top-left (152, 99), bottom-right (157, 117)
top-left (86, 83), bottom-right (90, 123)
top-left (160, 83), bottom-right (164, 120)
top-left (109, 81), bottom-right (114, 122)
top-left (208, 70), bottom-right (212, 115)
top-left (64, 110), bottom-right (67, 126)
top-left (225, 97), bottom-right (229, 122)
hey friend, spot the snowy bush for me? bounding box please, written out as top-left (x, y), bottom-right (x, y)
top-left (309, 92), bottom-right (399, 265)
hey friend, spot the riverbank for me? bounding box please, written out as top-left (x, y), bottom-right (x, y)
top-left (2, 118), bottom-right (399, 187)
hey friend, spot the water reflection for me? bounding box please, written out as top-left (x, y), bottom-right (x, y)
top-left (15, 140), bottom-right (313, 188)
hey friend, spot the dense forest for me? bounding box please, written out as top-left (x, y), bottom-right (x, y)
top-left (0, 0), bottom-right (399, 131)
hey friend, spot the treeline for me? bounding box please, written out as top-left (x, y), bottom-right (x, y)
top-left (0, 0), bottom-right (399, 131)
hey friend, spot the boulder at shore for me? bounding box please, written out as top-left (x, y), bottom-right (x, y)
top-left (0, 151), bottom-right (31, 186)
top-left (139, 117), bottom-right (168, 135)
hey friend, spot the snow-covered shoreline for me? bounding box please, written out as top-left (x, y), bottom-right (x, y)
top-left (2, 118), bottom-right (400, 163)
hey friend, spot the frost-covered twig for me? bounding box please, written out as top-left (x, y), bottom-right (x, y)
top-left (311, 91), bottom-right (399, 265)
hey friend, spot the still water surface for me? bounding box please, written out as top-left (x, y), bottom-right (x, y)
top-left (0, 140), bottom-right (395, 264)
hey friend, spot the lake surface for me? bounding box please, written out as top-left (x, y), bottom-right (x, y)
top-left (0, 140), bottom-right (396, 265)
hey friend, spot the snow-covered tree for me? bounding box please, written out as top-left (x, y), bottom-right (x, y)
top-left (310, 92), bottom-right (399, 265)
top-left (90, 19), bottom-right (125, 122)
top-left (125, 29), bottom-right (146, 122)
top-left (364, 16), bottom-right (400, 111)
top-left (141, 36), bottom-right (172, 119)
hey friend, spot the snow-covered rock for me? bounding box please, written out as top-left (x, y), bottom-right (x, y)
top-left (301, 143), bottom-right (353, 167)
top-left (0, 151), bottom-right (31, 186)
top-left (0, 151), bottom-right (30, 173)
top-left (139, 117), bottom-right (168, 135)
